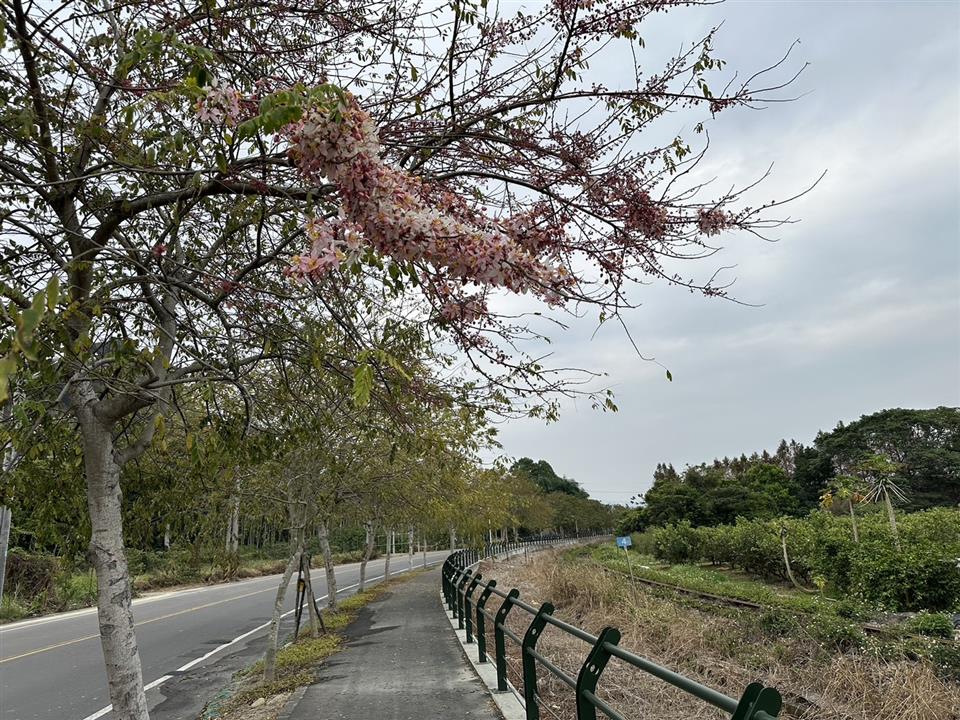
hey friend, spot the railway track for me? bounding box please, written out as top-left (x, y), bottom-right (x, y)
top-left (592, 562), bottom-right (940, 639)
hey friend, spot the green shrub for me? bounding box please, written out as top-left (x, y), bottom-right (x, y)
top-left (810, 615), bottom-right (866, 651)
top-left (56, 571), bottom-right (98, 609)
top-left (652, 521), bottom-right (701, 564)
top-left (647, 508), bottom-right (960, 613)
top-left (848, 542), bottom-right (960, 612)
top-left (0, 595), bottom-right (34, 622)
top-left (629, 529), bottom-right (658, 556)
top-left (4, 549), bottom-right (59, 597)
top-left (758, 609), bottom-right (799, 637)
top-left (905, 612), bottom-right (955, 638)
top-left (929, 640), bottom-right (960, 680)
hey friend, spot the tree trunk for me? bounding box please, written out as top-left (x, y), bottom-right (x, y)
top-left (225, 488), bottom-right (240, 555)
top-left (263, 542), bottom-right (300, 683)
top-left (449, 525), bottom-right (456, 552)
top-left (77, 404), bottom-right (149, 720)
top-left (848, 502), bottom-right (860, 544)
top-left (359, 520), bottom-right (375, 592)
top-left (407, 526), bottom-right (414, 570)
top-left (780, 528), bottom-right (817, 594)
top-left (0, 505), bottom-right (11, 601)
top-left (883, 489), bottom-right (901, 550)
top-left (384, 529), bottom-right (392, 580)
top-left (163, 523), bottom-right (171, 550)
top-left (317, 520), bottom-right (337, 609)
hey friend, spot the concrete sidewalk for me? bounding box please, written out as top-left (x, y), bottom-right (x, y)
top-left (286, 568), bottom-right (500, 720)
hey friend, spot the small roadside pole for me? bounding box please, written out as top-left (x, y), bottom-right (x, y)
top-left (615, 535), bottom-right (638, 604)
top-left (0, 505), bottom-right (11, 601)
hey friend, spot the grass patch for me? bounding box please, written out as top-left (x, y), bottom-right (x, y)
top-left (0, 595), bottom-right (35, 622)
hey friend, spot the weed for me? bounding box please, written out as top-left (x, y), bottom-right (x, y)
top-left (905, 612), bottom-right (956, 639)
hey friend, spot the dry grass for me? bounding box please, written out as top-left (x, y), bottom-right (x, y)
top-left (475, 551), bottom-right (959, 720)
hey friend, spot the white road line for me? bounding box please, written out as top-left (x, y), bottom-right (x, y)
top-left (78, 561), bottom-right (442, 720)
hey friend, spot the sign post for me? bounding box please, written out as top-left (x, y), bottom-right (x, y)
top-left (615, 535), bottom-right (638, 603)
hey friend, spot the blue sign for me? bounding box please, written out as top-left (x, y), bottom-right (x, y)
top-left (616, 536), bottom-right (632, 549)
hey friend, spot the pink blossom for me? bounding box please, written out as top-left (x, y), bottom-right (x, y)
top-left (697, 208), bottom-right (730, 236)
top-left (195, 80), bottom-right (243, 126)
top-left (285, 95), bottom-right (573, 307)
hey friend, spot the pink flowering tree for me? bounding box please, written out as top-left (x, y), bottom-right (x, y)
top-left (0, 1), bottom-right (805, 717)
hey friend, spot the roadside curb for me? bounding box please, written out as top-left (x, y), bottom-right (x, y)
top-left (276, 685), bottom-right (309, 720)
top-left (442, 594), bottom-right (526, 720)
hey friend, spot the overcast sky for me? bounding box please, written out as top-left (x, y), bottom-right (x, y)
top-left (488, 0), bottom-right (960, 505)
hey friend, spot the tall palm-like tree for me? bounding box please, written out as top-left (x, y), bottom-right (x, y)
top-left (857, 455), bottom-right (909, 550)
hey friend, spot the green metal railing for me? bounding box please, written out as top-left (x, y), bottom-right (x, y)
top-left (441, 541), bottom-right (783, 720)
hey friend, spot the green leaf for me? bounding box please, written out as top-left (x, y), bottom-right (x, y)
top-left (46, 276), bottom-right (60, 312)
top-left (352, 363), bottom-right (374, 407)
top-left (191, 65), bottom-right (210, 88)
top-left (665, 369), bottom-right (673, 382)
top-left (0, 353), bottom-right (17, 403)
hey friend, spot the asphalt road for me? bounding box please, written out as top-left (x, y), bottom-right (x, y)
top-left (0, 551), bottom-right (450, 720)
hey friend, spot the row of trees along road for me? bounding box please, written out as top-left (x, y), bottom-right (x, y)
top-left (0, 1), bottom-right (805, 717)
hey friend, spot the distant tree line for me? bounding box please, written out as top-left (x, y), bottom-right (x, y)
top-left (620, 407), bottom-right (960, 532)
top-left (509, 457), bottom-right (614, 534)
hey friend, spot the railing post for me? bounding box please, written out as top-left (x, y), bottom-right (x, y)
top-left (732, 682), bottom-right (783, 720)
top-left (465, 574), bottom-right (483, 643)
top-left (457, 569), bottom-right (473, 628)
top-left (494, 588), bottom-right (520, 691)
top-left (448, 567), bottom-right (463, 612)
top-left (521, 602), bottom-right (555, 720)
top-left (475, 580), bottom-right (497, 662)
top-left (575, 627), bottom-right (621, 720)
top-left (442, 560), bottom-right (453, 606)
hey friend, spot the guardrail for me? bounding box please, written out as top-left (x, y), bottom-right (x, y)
top-left (442, 540), bottom-right (783, 720)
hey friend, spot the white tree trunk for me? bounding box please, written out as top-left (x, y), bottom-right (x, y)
top-left (449, 525), bottom-right (456, 552)
top-left (77, 401), bottom-right (149, 720)
top-left (883, 490), bottom-right (901, 550)
top-left (225, 489), bottom-right (240, 555)
top-left (263, 542), bottom-right (300, 682)
top-left (163, 523), bottom-right (171, 550)
top-left (359, 520), bottom-right (375, 592)
top-left (407, 526), bottom-right (414, 570)
top-left (384, 529), bottom-right (392, 580)
top-left (848, 502), bottom-right (860, 544)
top-left (317, 520), bottom-right (337, 609)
